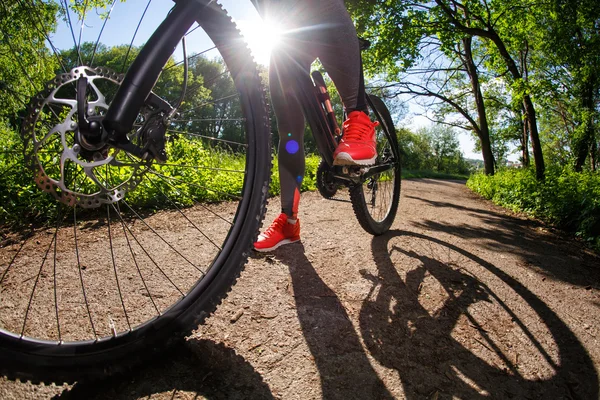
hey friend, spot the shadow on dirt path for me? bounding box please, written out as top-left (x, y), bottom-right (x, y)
top-left (275, 244), bottom-right (394, 400)
top-left (406, 194), bottom-right (600, 288)
top-left (53, 339), bottom-right (273, 400)
top-left (3, 181), bottom-right (599, 399)
top-left (362, 230), bottom-right (598, 399)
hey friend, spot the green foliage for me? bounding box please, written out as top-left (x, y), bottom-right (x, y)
top-left (0, 120), bottom-right (59, 222)
top-left (467, 167), bottom-right (600, 249)
top-left (0, 0), bottom-right (59, 126)
top-left (269, 153), bottom-right (320, 196)
top-left (398, 125), bottom-right (471, 175)
top-left (346, 0), bottom-right (426, 77)
top-left (64, 0), bottom-right (127, 20)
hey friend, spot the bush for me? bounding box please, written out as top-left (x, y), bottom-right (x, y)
top-left (467, 166), bottom-right (600, 249)
top-left (0, 120), bottom-right (324, 226)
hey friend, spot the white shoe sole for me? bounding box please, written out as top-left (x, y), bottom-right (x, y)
top-left (254, 238), bottom-right (301, 252)
top-left (333, 152), bottom-right (376, 166)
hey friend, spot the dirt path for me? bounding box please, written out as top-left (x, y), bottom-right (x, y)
top-left (1, 179), bottom-right (599, 399)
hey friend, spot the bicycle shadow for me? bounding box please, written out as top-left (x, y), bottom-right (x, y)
top-left (54, 338), bottom-right (274, 400)
top-left (274, 243), bottom-right (394, 400)
top-left (361, 230), bottom-right (597, 399)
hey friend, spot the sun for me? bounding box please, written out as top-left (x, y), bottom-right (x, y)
top-left (236, 19), bottom-right (283, 66)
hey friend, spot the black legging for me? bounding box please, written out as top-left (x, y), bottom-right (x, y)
top-left (266, 0), bottom-right (367, 218)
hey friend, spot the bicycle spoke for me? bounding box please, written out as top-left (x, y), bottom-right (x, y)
top-left (60, 0), bottom-right (81, 66)
top-left (163, 45), bottom-right (217, 72)
top-left (148, 169), bottom-right (243, 201)
top-left (178, 93), bottom-right (239, 116)
top-left (0, 25), bottom-right (39, 93)
top-left (73, 206), bottom-right (98, 339)
top-left (9, 0), bottom-right (68, 73)
top-left (106, 204), bottom-right (132, 333)
top-left (115, 162), bottom-right (245, 174)
top-left (121, 200), bottom-right (204, 275)
top-left (147, 174), bottom-right (234, 226)
top-left (146, 176), bottom-right (222, 251)
top-left (75, 0), bottom-right (91, 66)
top-left (113, 203), bottom-right (161, 316)
top-left (121, 0), bottom-right (153, 73)
top-left (89, 0), bottom-right (118, 66)
top-left (168, 130), bottom-right (248, 148)
top-left (170, 118), bottom-right (246, 123)
top-left (0, 241), bottom-right (28, 287)
top-left (20, 208), bottom-right (63, 338)
top-left (53, 206), bottom-right (62, 342)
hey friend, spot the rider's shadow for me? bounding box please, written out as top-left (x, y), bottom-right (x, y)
top-left (274, 243), bottom-right (394, 400)
top-left (54, 339), bottom-right (274, 400)
top-left (362, 230), bottom-right (597, 399)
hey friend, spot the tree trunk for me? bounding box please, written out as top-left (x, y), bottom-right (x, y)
top-left (574, 78), bottom-right (596, 172)
top-left (590, 138), bottom-right (597, 172)
top-left (522, 97), bottom-right (544, 178)
top-left (462, 37), bottom-right (494, 175)
top-left (521, 109), bottom-right (530, 167)
top-left (467, 28), bottom-right (545, 178)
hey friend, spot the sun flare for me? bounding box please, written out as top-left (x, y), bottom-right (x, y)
top-left (237, 19), bottom-right (283, 66)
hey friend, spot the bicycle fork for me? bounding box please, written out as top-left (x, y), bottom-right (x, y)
top-left (74, 0), bottom-right (210, 159)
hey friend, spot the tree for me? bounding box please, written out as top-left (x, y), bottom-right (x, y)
top-left (349, 0), bottom-right (549, 178)
top-left (430, 0), bottom-right (545, 179)
top-left (349, 1), bottom-right (497, 175)
top-left (536, 0), bottom-right (600, 171)
top-left (0, 0), bottom-right (59, 127)
top-left (422, 125), bottom-right (462, 172)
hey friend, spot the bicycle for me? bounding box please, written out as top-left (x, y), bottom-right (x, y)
top-left (0, 0), bottom-right (400, 383)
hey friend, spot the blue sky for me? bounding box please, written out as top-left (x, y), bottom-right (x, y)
top-left (51, 0), bottom-right (484, 160)
top-left (52, 0), bottom-right (269, 63)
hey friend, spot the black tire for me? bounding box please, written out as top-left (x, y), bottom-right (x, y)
top-left (0, 2), bottom-right (270, 383)
top-left (350, 95), bottom-right (401, 235)
top-left (316, 158), bottom-right (339, 199)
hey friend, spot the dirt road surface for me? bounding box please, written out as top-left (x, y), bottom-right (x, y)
top-left (1, 179), bottom-right (599, 399)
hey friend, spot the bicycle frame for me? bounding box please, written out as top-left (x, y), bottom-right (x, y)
top-left (293, 68), bottom-right (393, 183)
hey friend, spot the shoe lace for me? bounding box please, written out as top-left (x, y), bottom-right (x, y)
top-left (343, 117), bottom-right (379, 141)
top-left (264, 215), bottom-right (287, 236)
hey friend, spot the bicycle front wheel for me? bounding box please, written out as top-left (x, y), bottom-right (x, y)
top-left (0, 1), bottom-right (269, 383)
top-left (350, 95), bottom-right (401, 235)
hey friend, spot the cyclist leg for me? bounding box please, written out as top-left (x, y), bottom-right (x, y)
top-left (270, 48), bottom-right (314, 220)
top-left (307, 0), bottom-right (378, 165)
top-left (303, 0), bottom-right (367, 112)
top-left (254, 44), bottom-right (313, 251)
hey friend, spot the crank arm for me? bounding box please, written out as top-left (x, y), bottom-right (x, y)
top-left (358, 162), bottom-right (395, 181)
top-left (332, 162), bottom-right (396, 184)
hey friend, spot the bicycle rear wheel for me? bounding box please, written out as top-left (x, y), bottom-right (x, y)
top-left (0, 1), bottom-right (269, 383)
top-left (350, 95), bottom-right (401, 235)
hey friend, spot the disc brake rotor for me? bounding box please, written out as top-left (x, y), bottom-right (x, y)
top-left (21, 66), bottom-right (151, 209)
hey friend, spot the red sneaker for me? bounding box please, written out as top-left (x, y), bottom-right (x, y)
top-left (254, 213), bottom-right (301, 252)
top-left (333, 111), bottom-right (379, 166)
